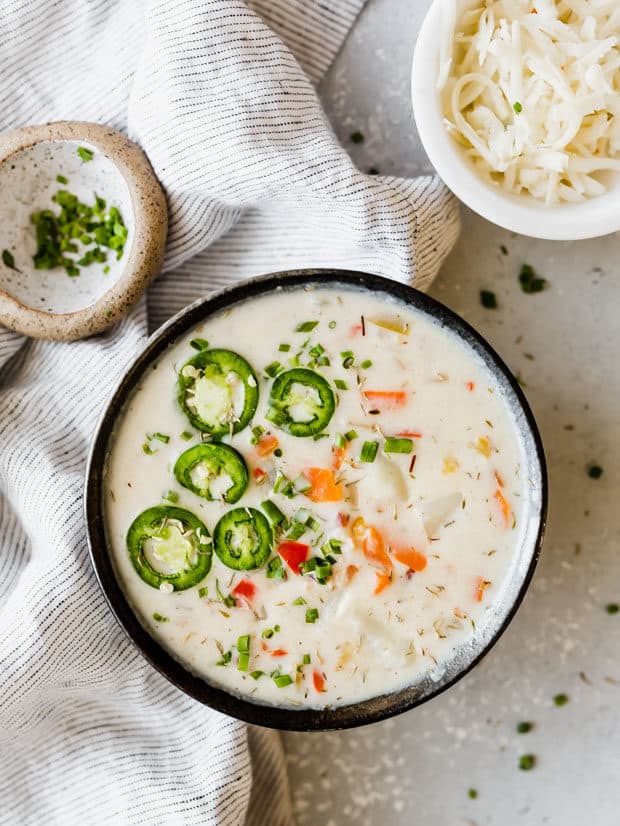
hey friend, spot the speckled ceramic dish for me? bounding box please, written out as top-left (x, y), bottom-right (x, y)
top-left (86, 269), bottom-right (547, 731)
top-left (0, 122), bottom-right (167, 341)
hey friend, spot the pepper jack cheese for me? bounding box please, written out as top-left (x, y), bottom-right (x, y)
top-left (105, 287), bottom-right (531, 708)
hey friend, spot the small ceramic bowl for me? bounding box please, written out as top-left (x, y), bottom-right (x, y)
top-left (411, 1), bottom-right (620, 241)
top-left (85, 269), bottom-right (547, 732)
top-left (0, 122), bottom-right (167, 340)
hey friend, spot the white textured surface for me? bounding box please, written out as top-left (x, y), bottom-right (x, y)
top-left (283, 1), bottom-right (620, 824)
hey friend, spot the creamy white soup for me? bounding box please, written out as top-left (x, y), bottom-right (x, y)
top-left (105, 286), bottom-right (531, 708)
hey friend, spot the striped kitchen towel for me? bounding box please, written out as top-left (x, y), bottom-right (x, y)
top-left (0, 1), bottom-right (459, 825)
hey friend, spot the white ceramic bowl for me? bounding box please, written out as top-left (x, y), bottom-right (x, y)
top-left (411, 1), bottom-right (620, 241)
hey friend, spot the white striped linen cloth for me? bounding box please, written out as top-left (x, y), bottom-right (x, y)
top-left (0, 1), bottom-right (459, 824)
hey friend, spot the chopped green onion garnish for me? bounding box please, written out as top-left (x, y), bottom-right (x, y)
top-left (273, 674), bottom-right (293, 688)
top-left (261, 499), bottom-right (288, 528)
top-left (237, 652), bottom-right (250, 671)
top-left (296, 321), bottom-right (319, 332)
top-left (284, 522), bottom-right (306, 541)
top-left (345, 429), bottom-right (358, 442)
top-left (250, 425), bottom-right (265, 445)
top-left (261, 628), bottom-right (274, 639)
top-left (198, 586), bottom-right (209, 598)
top-left (2, 249), bottom-right (17, 271)
top-left (162, 490), bottom-right (179, 503)
top-left (305, 608), bottom-right (319, 623)
top-left (250, 670), bottom-right (264, 680)
top-left (519, 754), bottom-right (536, 771)
top-left (266, 556), bottom-right (286, 580)
top-left (265, 361), bottom-right (284, 378)
top-left (150, 432), bottom-right (170, 444)
top-left (340, 350), bottom-right (354, 368)
top-left (333, 433), bottom-right (346, 449)
top-left (292, 596), bottom-right (307, 606)
top-left (216, 579), bottom-right (237, 607)
top-left (142, 442), bottom-right (156, 455)
top-left (180, 430), bottom-right (193, 441)
top-left (190, 338), bottom-right (209, 351)
top-left (237, 634), bottom-right (250, 653)
top-left (384, 437), bottom-right (413, 454)
top-left (468, 789), bottom-right (478, 800)
top-left (360, 441), bottom-right (379, 462)
top-left (334, 379), bottom-right (348, 390)
top-left (278, 343), bottom-right (290, 352)
top-left (513, 101), bottom-right (522, 114)
top-left (553, 693), bottom-right (569, 707)
top-left (328, 321), bottom-right (337, 329)
top-left (360, 360), bottom-right (372, 369)
top-left (56, 174), bottom-right (69, 185)
top-left (517, 721), bottom-right (533, 734)
top-left (152, 612), bottom-right (169, 622)
top-left (216, 650), bottom-right (232, 666)
top-left (77, 146), bottom-right (94, 162)
top-left (519, 263), bottom-right (548, 294)
top-left (302, 653), bottom-right (311, 665)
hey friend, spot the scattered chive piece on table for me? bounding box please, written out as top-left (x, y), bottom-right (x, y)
top-left (278, 343), bottom-right (290, 352)
top-left (273, 674), bottom-right (293, 688)
top-left (513, 101), bottom-right (523, 113)
top-left (345, 429), bottom-right (358, 442)
top-left (480, 289), bottom-right (498, 309)
top-left (519, 754), bottom-right (536, 771)
top-left (152, 613), bottom-right (169, 622)
top-left (250, 670), bottom-right (264, 681)
top-left (384, 437), bottom-right (413, 454)
top-left (334, 379), bottom-right (348, 390)
top-left (587, 464), bottom-right (603, 479)
top-left (606, 603), bottom-right (619, 615)
top-left (77, 146), bottom-right (94, 162)
top-left (360, 441), bottom-right (379, 463)
top-left (56, 174), bottom-right (68, 185)
top-left (519, 263), bottom-right (548, 294)
top-left (553, 693), bottom-right (569, 707)
top-left (295, 320), bottom-right (318, 332)
top-left (2, 249), bottom-right (18, 271)
top-left (302, 653), bottom-right (311, 665)
top-left (292, 596), bottom-right (307, 606)
top-left (468, 789), bottom-right (478, 800)
top-left (350, 131), bottom-right (364, 144)
top-left (500, 244), bottom-right (508, 255)
top-left (305, 608), bottom-right (319, 623)
top-left (517, 721), bottom-right (533, 734)
top-left (150, 432), bottom-right (169, 444)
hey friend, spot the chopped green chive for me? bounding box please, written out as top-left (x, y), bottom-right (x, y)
top-left (296, 321), bottom-right (318, 332)
top-left (519, 754), bottom-right (536, 771)
top-left (329, 321), bottom-right (337, 329)
top-left (334, 379), bottom-right (348, 390)
top-left (250, 425), bottom-right (265, 445)
top-left (513, 101), bottom-right (523, 114)
top-left (162, 490), bottom-right (179, 503)
top-left (266, 556), bottom-right (286, 580)
top-left (305, 608), bottom-right (319, 623)
top-left (77, 146), bottom-right (94, 162)
top-left (198, 586), bottom-right (209, 598)
top-left (150, 432), bottom-right (170, 444)
top-left (180, 430), bottom-right (193, 441)
top-left (480, 289), bottom-right (498, 309)
top-left (261, 628), bottom-right (274, 639)
top-left (292, 596), bottom-right (307, 606)
top-left (215, 579), bottom-right (237, 608)
top-left (103, 265), bottom-right (110, 274)
top-left (345, 429), bottom-right (358, 442)
top-left (302, 653), bottom-right (311, 665)
top-left (606, 603), bottom-right (619, 615)
top-left (265, 361), bottom-right (285, 378)
top-left (273, 674), bottom-right (293, 688)
top-left (553, 693), bottom-right (569, 707)
top-left (152, 612), bottom-right (169, 622)
top-left (190, 338), bottom-right (209, 351)
top-left (350, 131), bottom-right (364, 144)
top-left (360, 441), bottom-right (379, 463)
top-left (588, 464), bottom-right (603, 479)
top-left (237, 653), bottom-right (250, 671)
top-left (250, 670), bottom-right (264, 680)
top-left (360, 359), bottom-right (373, 369)
top-left (142, 442), bottom-right (156, 455)
top-left (384, 437), bottom-right (413, 454)
top-left (468, 789), bottom-right (478, 800)
top-left (278, 343), bottom-right (291, 352)
top-left (333, 433), bottom-right (346, 450)
top-left (519, 263), bottom-right (548, 294)
top-left (56, 174), bottom-right (69, 185)
top-left (341, 350), bottom-right (355, 369)
top-left (261, 499), bottom-right (289, 529)
top-left (216, 650), bottom-right (232, 666)
top-left (517, 721), bottom-right (533, 734)
top-left (2, 249), bottom-right (17, 271)
top-left (237, 634), bottom-right (250, 653)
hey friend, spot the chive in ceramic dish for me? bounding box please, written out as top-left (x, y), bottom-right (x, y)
top-left (86, 269), bottom-right (547, 731)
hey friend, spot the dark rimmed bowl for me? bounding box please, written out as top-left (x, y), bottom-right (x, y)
top-left (85, 268), bottom-right (547, 731)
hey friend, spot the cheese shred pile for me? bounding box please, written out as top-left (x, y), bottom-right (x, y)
top-left (439, 0), bottom-right (620, 204)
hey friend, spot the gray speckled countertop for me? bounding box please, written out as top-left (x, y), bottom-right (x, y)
top-left (282, 2), bottom-right (620, 824)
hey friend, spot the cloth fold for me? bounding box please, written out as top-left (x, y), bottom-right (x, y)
top-left (0, 1), bottom-right (459, 824)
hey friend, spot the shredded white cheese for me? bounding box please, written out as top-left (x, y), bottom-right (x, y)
top-left (439, 0), bottom-right (620, 204)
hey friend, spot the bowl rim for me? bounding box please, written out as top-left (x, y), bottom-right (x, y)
top-left (411, 1), bottom-right (620, 241)
top-left (85, 268), bottom-right (548, 732)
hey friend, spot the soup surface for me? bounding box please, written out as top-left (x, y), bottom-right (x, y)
top-left (105, 286), bottom-right (531, 708)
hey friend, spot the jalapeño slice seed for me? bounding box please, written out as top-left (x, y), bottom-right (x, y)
top-left (213, 507), bottom-right (273, 571)
top-left (178, 348), bottom-right (259, 436)
top-left (266, 367), bottom-right (335, 437)
top-left (174, 443), bottom-right (248, 504)
top-left (126, 505), bottom-right (211, 591)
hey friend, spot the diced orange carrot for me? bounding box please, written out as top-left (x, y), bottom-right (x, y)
top-left (393, 547), bottom-right (427, 572)
top-left (494, 470), bottom-right (505, 488)
top-left (350, 324), bottom-right (363, 336)
top-left (256, 433), bottom-right (279, 457)
top-left (261, 642), bottom-right (288, 657)
top-left (475, 576), bottom-right (491, 602)
top-left (332, 444), bottom-right (347, 470)
top-left (363, 390), bottom-right (407, 410)
top-left (374, 570), bottom-right (392, 595)
top-left (345, 564), bottom-right (359, 582)
top-left (466, 381), bottom-right (475, 391)
top-left (304, 468), bottom-right (343, 502)
top-left (494, 487), bottom-right (511, 527)
top-left (338, 511), bottom-right (350, 527)
top-left (351, 517), bottom-right (392, 570)
top-left (397, 430), bottom-right (422, 438)
top-left (312, 670), bottom-right (326, 692)
top-left (454, 607), bottom-right (466, 619)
